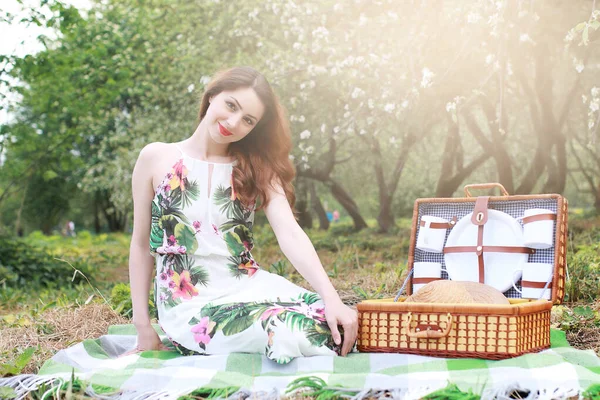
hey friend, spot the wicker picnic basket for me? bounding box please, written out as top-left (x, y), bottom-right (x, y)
top-left (357, 183), bottom-right (568, 360)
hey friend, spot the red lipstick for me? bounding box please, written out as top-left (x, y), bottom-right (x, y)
top-left (218, 123), bottom-right (233, 137)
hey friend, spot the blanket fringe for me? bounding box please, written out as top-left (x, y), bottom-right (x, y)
top-left (0, 374), bottom-right (65, 400)
top-left (486, 383), bottom-right (581, 400)
top-left (0, 375), bottom-right (587, 400)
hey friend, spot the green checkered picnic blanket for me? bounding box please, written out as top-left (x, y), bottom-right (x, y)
top-left (2, 325), bottom-right (600, 399)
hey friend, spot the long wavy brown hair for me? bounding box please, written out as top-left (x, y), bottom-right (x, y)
top-left (197, 66), bottom-right (295, 210)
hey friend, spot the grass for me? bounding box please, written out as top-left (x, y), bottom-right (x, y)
top-left (1, 215), bottom-right (600, 398)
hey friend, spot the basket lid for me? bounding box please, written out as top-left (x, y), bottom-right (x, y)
top-left (407, 191), bottom-right (567, 305)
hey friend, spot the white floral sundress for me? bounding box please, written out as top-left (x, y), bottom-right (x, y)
top-left (150, 145), bottom-right (339, 363)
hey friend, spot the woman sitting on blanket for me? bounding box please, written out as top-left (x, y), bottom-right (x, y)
top-left (128, 66), bottom-right (358, 363)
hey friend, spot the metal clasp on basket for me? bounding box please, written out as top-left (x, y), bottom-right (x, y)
top-left (476, 212), bottom-right (484, 223)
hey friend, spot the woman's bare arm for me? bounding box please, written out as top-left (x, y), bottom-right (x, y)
top-left (263, 183), bottom-right (358, 355)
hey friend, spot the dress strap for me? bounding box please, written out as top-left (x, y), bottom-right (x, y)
top-left (174, 144), bottom-right (185, 157)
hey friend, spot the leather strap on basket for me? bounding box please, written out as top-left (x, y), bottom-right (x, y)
top-left (522, 214), bottom-right (557, 224)
top-left (420, 216), bottom-right (458, 229)
top-left (473, 197), bottom-right (489, 283)
top-left (522, 280), bottom-right (553, 289)
top-left (442, 196), bottom-right (536, 283)
top-left (444, 246), bottom-right (535, 254)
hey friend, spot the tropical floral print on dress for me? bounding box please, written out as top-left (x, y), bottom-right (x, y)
top-left (152, 146), bottom-right (340, 363)
top-left (150, 158), bottom-right (208, 309)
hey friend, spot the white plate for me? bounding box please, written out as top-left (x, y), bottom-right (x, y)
top-left (444, 210), bottom-right (527, 292)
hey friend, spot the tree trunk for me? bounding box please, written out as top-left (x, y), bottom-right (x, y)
top-left (329, 178), bottom-right (368, 231)
top-left (596, 182), bottom-right (600, 215)
top-left (309, 181), bottom-right (329, 230)
top-left (94, 192), bottom-right (101, 233)
top-left (14, 185), bottom-right (28, 237)
top-left (377, 194), bottom-right (394, 233)
top-left (436, 114), bottom-right (491, 197)
top-left (99, 190), bottom-right (127, 232)
top-left (294, 177), bottom-right (312, 229)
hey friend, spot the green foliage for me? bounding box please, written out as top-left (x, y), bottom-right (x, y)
top-left (565, 243), bottom-right (600, 302)
top-left (111, 283), bottom-right (156, 319)
top-left (422, 383), bottom-right (480, 400)
top-left (0, 236), bottom-right (94, 289)
top-left (352, 283), bottom-right (387, 300)
top-left (269, 260), bottom-right (288, 277)
top-left (583, 383), bottom-right (600, 400)
top-left (180, 386), bottom-right (240, 400)
top-left (285, 375), bottom-right (358, 400)
top-left (0, 347), bottom-right (36, 376)
top-left (554, 305), bottom-right (600, 332)
top-left (0, 387), bottom-right (17, 399)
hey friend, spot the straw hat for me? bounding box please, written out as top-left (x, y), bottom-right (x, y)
top-left (405, 280), bottom-right (510, 304)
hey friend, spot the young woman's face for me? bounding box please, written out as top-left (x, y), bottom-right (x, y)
top-left (205, 87), bottom-right (266, 144)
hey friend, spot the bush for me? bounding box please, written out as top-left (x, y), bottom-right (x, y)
top-left (0, 236), bottom-right (94, 289)
top-left (110, 282), bottom-right (156, 319)
top-left (565, 243), bottom-right (600, 303)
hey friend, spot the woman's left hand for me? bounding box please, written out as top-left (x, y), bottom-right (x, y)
top-left (324, 299), bottom-right (358, 356)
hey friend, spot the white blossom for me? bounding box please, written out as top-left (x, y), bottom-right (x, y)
top-left (300, 130), bottom-right (311, 140)
top-left (467, 12), bottom-right (481, 24)
top-left (200, 76), bottom-right (211, 85)
top-left (401, 100), bottom-right (409, 109)
top-left (582, 95), bottom-right (589, 104)
top-left (589, 119), bottom-right (595, 130)
top-left (519, 33), bottom-right (535, 44)
top-left (421, 67), bottom-right (434, 88)
top-left (359, 129), bottom-right (367, 135)
top-left (343, 111), bottom-right (351, 118)
top-left (187, 84), bottom-right (195, 93)
top-left (289, 154), bottom-right (295, 161)
top-left (384, 103), bottom-right (396, 113)
top-left (368, 99), bottom-right (375, 109)
top-left (293, 42), bottom-right (301, 50)
top-left (573, 57), bottom-right (585, 73)
top-left (333, 126), bottom-right (340, 133)
top-left (305, 146), bottom-right (314, 154)
top-left (592, 87), bottom-right (600, 97)
top-left (387, 11), bottom-right (398, 20)
top-left (485, 54), bottom-right (495, 65)
top-left (564, 29), bottom-right (576, 43)
top-left (320, 124), bottom-right (327, 133)
top-left (590, 99), bottom-right (600, 112)
top-left (312, 26), bottom-right (329, 39)
top-left (298, 115), bottom-right (305, 123)
top-left (351, 87), bottom-right (364, 99)
top-left (359, 13), bottom-right (367, 26)
top-left (446, 102), bottom-right (457, 113)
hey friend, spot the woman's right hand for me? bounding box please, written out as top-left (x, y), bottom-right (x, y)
top-left (123, 325), bottom-right (170, 356)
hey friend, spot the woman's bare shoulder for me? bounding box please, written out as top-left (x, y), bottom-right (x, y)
top-left (138, 142), bottom-right (180, 163)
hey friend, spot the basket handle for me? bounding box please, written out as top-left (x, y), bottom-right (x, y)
top-left (464, 183), bottom-right (510, 198)
top-left (404, 312), bottom-right (453, 339)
